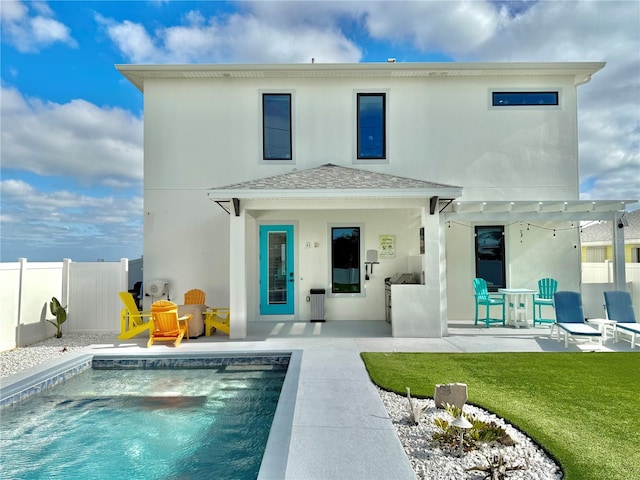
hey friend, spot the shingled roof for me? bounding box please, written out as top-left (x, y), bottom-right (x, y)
top-left (210, 163), bottom-right (461, 199)
top-left (581, 209), bottom-right (640, 243)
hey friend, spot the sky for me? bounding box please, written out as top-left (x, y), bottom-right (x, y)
top-left (1, 0), bottom-right (639, 262)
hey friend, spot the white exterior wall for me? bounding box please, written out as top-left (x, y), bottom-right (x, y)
top-left (141, 72), bottom-right (582, 322)
top-left (143, 75), bottom-right (578, 192)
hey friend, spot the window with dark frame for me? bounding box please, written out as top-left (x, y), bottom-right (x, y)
top-left (331, 227), bottom-right (361, 294)
top-left (262, 93), bottom-right (292, 160)
top-left (357, 93), bottom-right (386, 159)
top-left (475, 226), bottom-right (506, 291)
top-left (492, 91), bottom-right (559, 106)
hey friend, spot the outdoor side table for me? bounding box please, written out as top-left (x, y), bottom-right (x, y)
top-left (586, 318), bottom-right (617, 342)
top-left (498, 288), bottom-right (537, 328)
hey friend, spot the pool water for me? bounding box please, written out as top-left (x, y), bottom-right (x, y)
top-left (1, 366), bottom-right (286, 480)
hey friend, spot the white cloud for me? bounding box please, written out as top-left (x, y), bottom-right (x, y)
top-left (0, 0), bottom-right (28, 22)
top-left (364, 0), bottom-right (500, 54)
top-left (96, 10), bottom-right (362, 64)
top-left (0, 0), bottom-right (76, 52)
top-left (1, 85), bottom-right (143, 187)
top-left (0, 179), bottom-right (143, 261)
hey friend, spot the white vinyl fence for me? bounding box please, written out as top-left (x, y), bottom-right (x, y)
top-left (581, 262), bottom-right (640, 319)
top-left (0, 258), bottom-right (131, 352)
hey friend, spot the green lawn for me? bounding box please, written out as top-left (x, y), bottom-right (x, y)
top-left (361, 352), bottom-right (640, 480)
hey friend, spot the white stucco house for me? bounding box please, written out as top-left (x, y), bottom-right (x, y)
top-left (116, 61), bottom-right (634, 339)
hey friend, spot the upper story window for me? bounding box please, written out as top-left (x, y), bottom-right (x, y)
top-left (357, 93), bottom-right (386, 160)
top-left (492, 91), bottom-right (559, 107)
top-left (262, 93), bottom-right (292, 161)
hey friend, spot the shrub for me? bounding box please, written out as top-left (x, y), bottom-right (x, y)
top-left (432, 403), bottom-right (513, 452)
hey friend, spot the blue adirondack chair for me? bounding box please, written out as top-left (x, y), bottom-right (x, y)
top-left (473, 278), bottom-right (505, 328)
top-left (532, 278), bottom-right (558, 326)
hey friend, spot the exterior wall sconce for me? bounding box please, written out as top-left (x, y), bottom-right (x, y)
top-left (364, 249), bottom-right (380, 280)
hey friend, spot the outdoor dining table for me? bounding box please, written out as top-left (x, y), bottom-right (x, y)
top-left (498, 288), bottom-right (537, 328)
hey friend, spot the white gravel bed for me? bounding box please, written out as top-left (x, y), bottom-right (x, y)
top-left (0, 334), bottom-right (114, 378)
top-left (377, 387), bottom-right (563, 479)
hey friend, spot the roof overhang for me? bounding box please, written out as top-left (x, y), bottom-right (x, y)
top-left (207, 163), bottom-right (463, 214)
top-left (116, 61), bottom-right (606, 92)
top-left (208, 187), bottom-right (462, 201)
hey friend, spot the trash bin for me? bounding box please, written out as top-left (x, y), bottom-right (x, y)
top-left (310, 288), bottom-right (326, 322)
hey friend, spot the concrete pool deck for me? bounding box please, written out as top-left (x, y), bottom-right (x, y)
top-left (4, 320), bottom-right (637, 479)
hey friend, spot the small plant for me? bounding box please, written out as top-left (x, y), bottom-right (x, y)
top-left (432, 403), bottom-right (513, 452)
top-left (406, 387), bottom-right (428, 424)
top-left (47, 296), bottom-right (67, 338)
top-left (466, 452), bottom-right (529, 479)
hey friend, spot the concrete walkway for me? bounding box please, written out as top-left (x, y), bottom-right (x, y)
top-left (10, 320), bottom-right (638, 479)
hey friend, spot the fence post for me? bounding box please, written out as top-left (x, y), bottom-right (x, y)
top-left (605, 260), bottom-right (612, 283)
top-left (62, 259), bottom-right (71, 334)
top-left (120, 258), bottom-right (129, 292)
top-left (16, 258), bottom-right (27, 348)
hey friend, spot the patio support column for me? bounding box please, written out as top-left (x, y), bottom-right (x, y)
top-left (422, 205), bottom-right (448, 336)
top-left (229, 205), bottom-right (248, 339)
top-left (612, 211), bottom-right (626, 290)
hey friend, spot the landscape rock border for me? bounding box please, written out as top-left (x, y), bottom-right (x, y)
top-left (376, 387), bottom-right (563, 479)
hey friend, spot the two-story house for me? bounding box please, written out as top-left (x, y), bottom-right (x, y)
top-left (117, 62), bottom-right (634, 338)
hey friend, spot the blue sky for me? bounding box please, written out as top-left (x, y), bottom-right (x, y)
top-left (1, 0), bottom-right (639, 262)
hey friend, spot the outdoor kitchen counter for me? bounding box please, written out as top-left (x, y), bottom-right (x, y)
top-left (390, 284), bottom-right (443, 338)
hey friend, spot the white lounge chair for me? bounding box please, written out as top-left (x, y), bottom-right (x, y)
top-left (552, 291), bottom-right (602, 348)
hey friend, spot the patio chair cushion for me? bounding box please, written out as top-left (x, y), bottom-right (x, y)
top-left (557, 323), bottom-right (601, 337)
top-left (616, 323), bottom-right (640, 335)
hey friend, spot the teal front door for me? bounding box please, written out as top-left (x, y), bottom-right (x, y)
top-left (260, 225), bottom-right (294, 315)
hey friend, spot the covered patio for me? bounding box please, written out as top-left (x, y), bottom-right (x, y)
top-left (202, 162), bottom-right (636, 339)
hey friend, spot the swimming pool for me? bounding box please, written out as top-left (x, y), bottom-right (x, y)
top-left (0, 353), bottom-right (300, 480)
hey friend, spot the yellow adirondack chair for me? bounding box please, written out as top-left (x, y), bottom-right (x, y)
top-left (205, 308), bottom-right (230, 336)
top-left (148, 300), bottom-right (191, 348)
top-left (118, 292), bottom-right (152, 340)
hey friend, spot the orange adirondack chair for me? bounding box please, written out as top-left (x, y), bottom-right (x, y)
top-left (184, 289), bottom-right (206, 305)
top-left (183, 288), bottom-right (230, 336)
top-left (148, 300), bottom-right (191, 348)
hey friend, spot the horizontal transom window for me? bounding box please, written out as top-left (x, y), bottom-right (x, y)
top-left (492, 91), bottom-right (559, 106)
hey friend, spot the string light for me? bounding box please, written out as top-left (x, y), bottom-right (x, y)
top-left (445, 220), bottom-right (582, 233)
